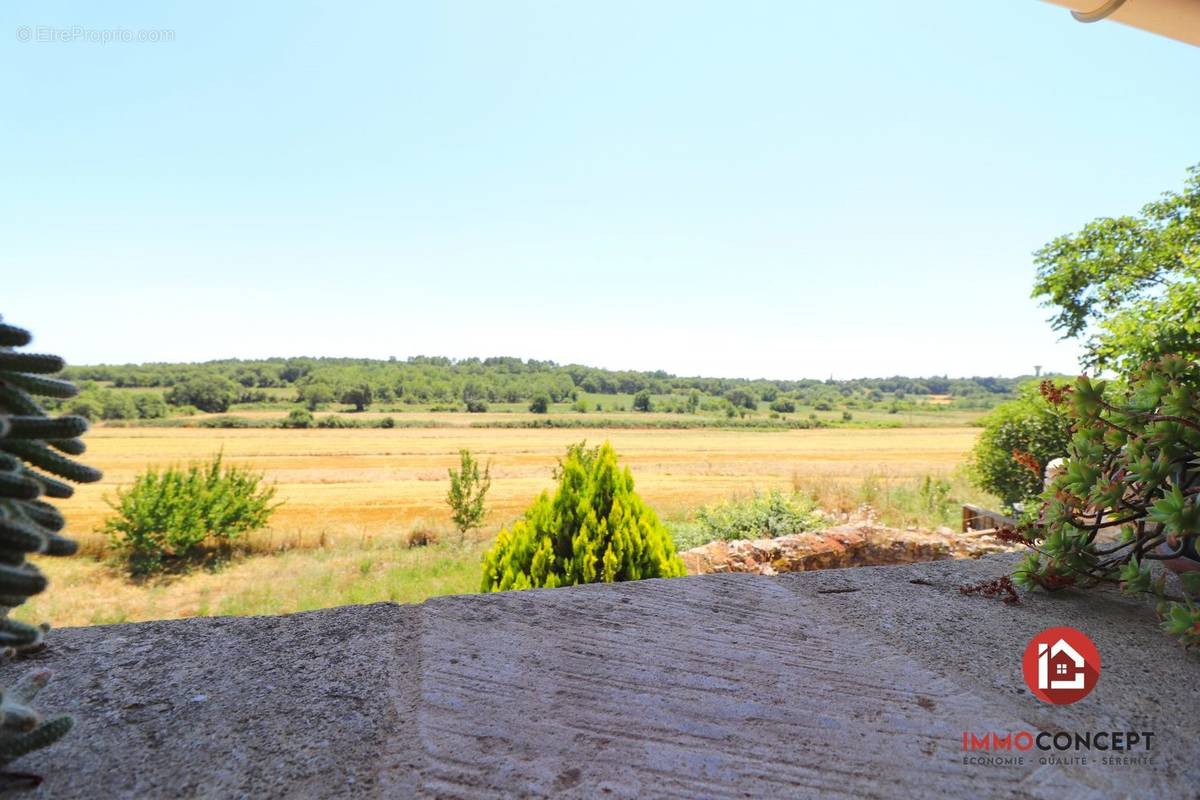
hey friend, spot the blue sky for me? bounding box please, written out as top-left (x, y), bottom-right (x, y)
top-left (2, 1), bottom-right (1196, 379)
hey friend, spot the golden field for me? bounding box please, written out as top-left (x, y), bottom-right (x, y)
top-left (61, 425), bottom-right (981, 551)
top-left (16, 425), bottom-right (985, 627)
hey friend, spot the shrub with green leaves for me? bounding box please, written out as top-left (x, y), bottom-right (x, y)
top-left (480, 442), bottom-right (686, 591)
top-left (969, 385), bottom-right (1074, 511)
top-left (447, 448), bottom-right (491, 539)
top-left (695, 489), bottom-right (824, 542)
top-left (1012, 358), bottom-right (1200, 647)
top-left (165, 374), bottom-right (238, 413)
top-left (281, 408), bottom-right (313, 428)
top-left (103, 454), bottom-right (278, 575)
top-left (0, 317), bottom-right (102, 774)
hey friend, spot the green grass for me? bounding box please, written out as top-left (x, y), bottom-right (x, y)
top-left (666, 471), bottom-right (1002, 552)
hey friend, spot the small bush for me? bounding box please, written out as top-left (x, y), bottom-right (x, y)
top-left (198, 415), bottom-right (256, 429)
top-left (405, 526), bottom-right (440, 548)
top-left (465, 399), bottom-right (489, 413)
top-left (103, 454), bottom-right (279, 575)
top-left (379, 415), bottom-right (396, 428)
top-left (529, 395), bottom-right (550, 413)
top-left (770, 398), bottom-right (796, 413)
top-left (969, 384), bottom-right (1073, 511)
top-left (281, 408), bottom-right (314, 428)
top-left (446, 449), bottom-right (491, 539)
top-left (695, 489), bottom-right (824, 542)
top-left (480, 442), bottom-right (686, 591)
top-left (632, 390), bottom-right (653, 412)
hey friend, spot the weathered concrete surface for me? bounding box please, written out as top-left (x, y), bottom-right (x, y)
top-left (2, 554), bottom-right (1197, 798)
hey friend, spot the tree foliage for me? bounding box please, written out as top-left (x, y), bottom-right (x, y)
top-left (165, 375), bottom-right (238, 413)
top-left (969, 383), bottom-right (1074, 511)
top-left (1013, 358), bottom-right (1200, 647)
top-left (446, 449), bottom-right (491, 537)
top-left (62, 356), bottom-right (1031, 414)
top-left (1033, 163), bottom-right (1200, 372)
top-left (480, 442), bottom-right (686, 591)
top-left (339, 383), bottom-right (373, 412)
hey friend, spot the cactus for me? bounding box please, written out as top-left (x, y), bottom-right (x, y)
top-left (0, 315), bottom-right (100, 774)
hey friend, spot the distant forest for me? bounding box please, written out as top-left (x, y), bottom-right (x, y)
top-left (59, 357), bottom-right (1046, 418)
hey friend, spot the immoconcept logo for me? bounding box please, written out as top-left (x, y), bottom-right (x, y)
top-left (960, 626), bottom-right (1155, 769)
top-left (1021, 626), bottom-right (1100, 704)
top-left (960, 729), bottom-right (1155, 768)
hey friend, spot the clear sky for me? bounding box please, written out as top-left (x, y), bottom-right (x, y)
top-left (2, 1), bottom-right (1197, 379)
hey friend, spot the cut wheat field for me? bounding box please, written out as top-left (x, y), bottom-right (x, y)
top-left (18, 425), bottom-right (985, 627)
top-left (61, 425), bottom-right (982, 550)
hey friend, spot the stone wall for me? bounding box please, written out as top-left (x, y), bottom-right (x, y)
top-left (680, 523), bottom-right (1018, 576)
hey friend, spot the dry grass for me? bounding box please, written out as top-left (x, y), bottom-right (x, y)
top-left (62, 426), bottom-right (981, 553)
top-left (18, 425), bottom-right (985, 627)
top-left (17, 535), bottom-right (486, 627)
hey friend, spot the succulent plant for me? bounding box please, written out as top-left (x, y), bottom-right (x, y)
top-left (0, 315), bottom-right (102, 778)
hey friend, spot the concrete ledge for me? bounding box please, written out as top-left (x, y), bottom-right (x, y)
top-left (2, 555), bottom-right (1196, 798)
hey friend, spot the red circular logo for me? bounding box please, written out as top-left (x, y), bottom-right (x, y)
top-left (1021, 626), bottom-right (1100, 704)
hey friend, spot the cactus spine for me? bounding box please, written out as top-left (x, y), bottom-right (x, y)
top-left (0, 315), bottom-right (101, 771)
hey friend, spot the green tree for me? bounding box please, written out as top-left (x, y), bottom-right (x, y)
top-left (340, 382), bottom-right (373, 412)
top-left (446, 449), bottom-right (492, 539)
top-left (969, 384), bottom-right (1074, 511)
top-left (165, 375), bottom-right (238, 413)
top-left (632, 389), bottom-right (653, 412)
top-left (132, 392), bottom-right (169, 419)
top-left (686, 390), bottom-right (700, 414)
top-left (1033, 164), bottom-right (1200, 373)
top-left (725, 389), bottom-right (757, 410)
top-left (99, 390), bottom-right (137, 420)
top-left (529, 394), bottom-right (550, 413)
top-left (298, 382), bottom-right (335, 411)
top-left (480, 442), bottom-right (686, 591)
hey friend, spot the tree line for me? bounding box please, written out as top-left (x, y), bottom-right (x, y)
top-left (58, 356), bottom-right (1032, 416)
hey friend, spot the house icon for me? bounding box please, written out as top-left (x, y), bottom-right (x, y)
top-left (1038, 638), bottom-right (1085, 690)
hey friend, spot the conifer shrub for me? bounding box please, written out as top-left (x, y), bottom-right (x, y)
top-left (480, 442), bottom-right (686, 591)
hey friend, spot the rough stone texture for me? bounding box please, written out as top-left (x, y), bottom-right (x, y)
top-left (680, 523), bottom-right (1018, 576)
top-left (1, 555), bottom-right (1196, 798)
